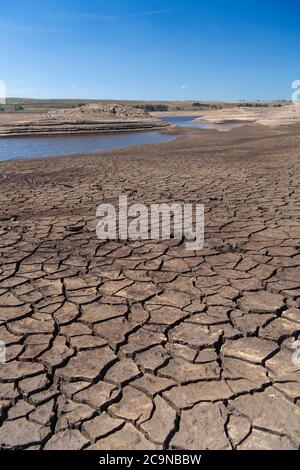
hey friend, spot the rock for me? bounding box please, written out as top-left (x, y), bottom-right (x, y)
top-left (47, 103), bottom-right (149, 123)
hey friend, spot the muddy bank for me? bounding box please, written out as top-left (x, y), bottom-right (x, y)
top-left (0, 119), bottom-right (168, 137)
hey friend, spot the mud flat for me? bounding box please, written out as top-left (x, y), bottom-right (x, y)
top-left (0, 123), bottom-right (300, 450)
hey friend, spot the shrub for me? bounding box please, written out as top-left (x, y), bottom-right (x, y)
top-left (135, 104), bottom-right (169, 112)
top-left (192, 102), bottom-right (210, 107)
top-left (14, 104), bottom-right (24, 111)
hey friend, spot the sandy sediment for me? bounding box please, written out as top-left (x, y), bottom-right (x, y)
top-left (197, 102), bottom-right (300, 126)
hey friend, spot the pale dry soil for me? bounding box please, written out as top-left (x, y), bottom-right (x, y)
top-left (199, 103), bottom-right (300, 127)
top-left (0, 124), bottom-right (300, 450)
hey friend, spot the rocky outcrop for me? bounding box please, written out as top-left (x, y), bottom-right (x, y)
top-left (0, 103), bottom-right (167, 137)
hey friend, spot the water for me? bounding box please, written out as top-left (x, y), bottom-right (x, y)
top-left (161, 115), bottom-right (247, 131)
top-left (0, 115), bottom-right (248, 162)
top-left (0, 131), bottom-right (176, 162)
top-left (161, 116), bottom-right (208, 128)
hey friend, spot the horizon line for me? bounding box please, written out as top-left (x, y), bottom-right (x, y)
top-left (5, 97), bottom-right (291, 102)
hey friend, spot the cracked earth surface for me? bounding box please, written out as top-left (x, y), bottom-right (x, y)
top-left (0, 124), bottom-right (300, 450)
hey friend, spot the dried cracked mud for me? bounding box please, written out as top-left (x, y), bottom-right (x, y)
top-left (0, 124), bottom-right (300, 450)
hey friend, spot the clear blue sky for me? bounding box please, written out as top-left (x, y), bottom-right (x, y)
top-left (1, 0), bottom-right (299, 100)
